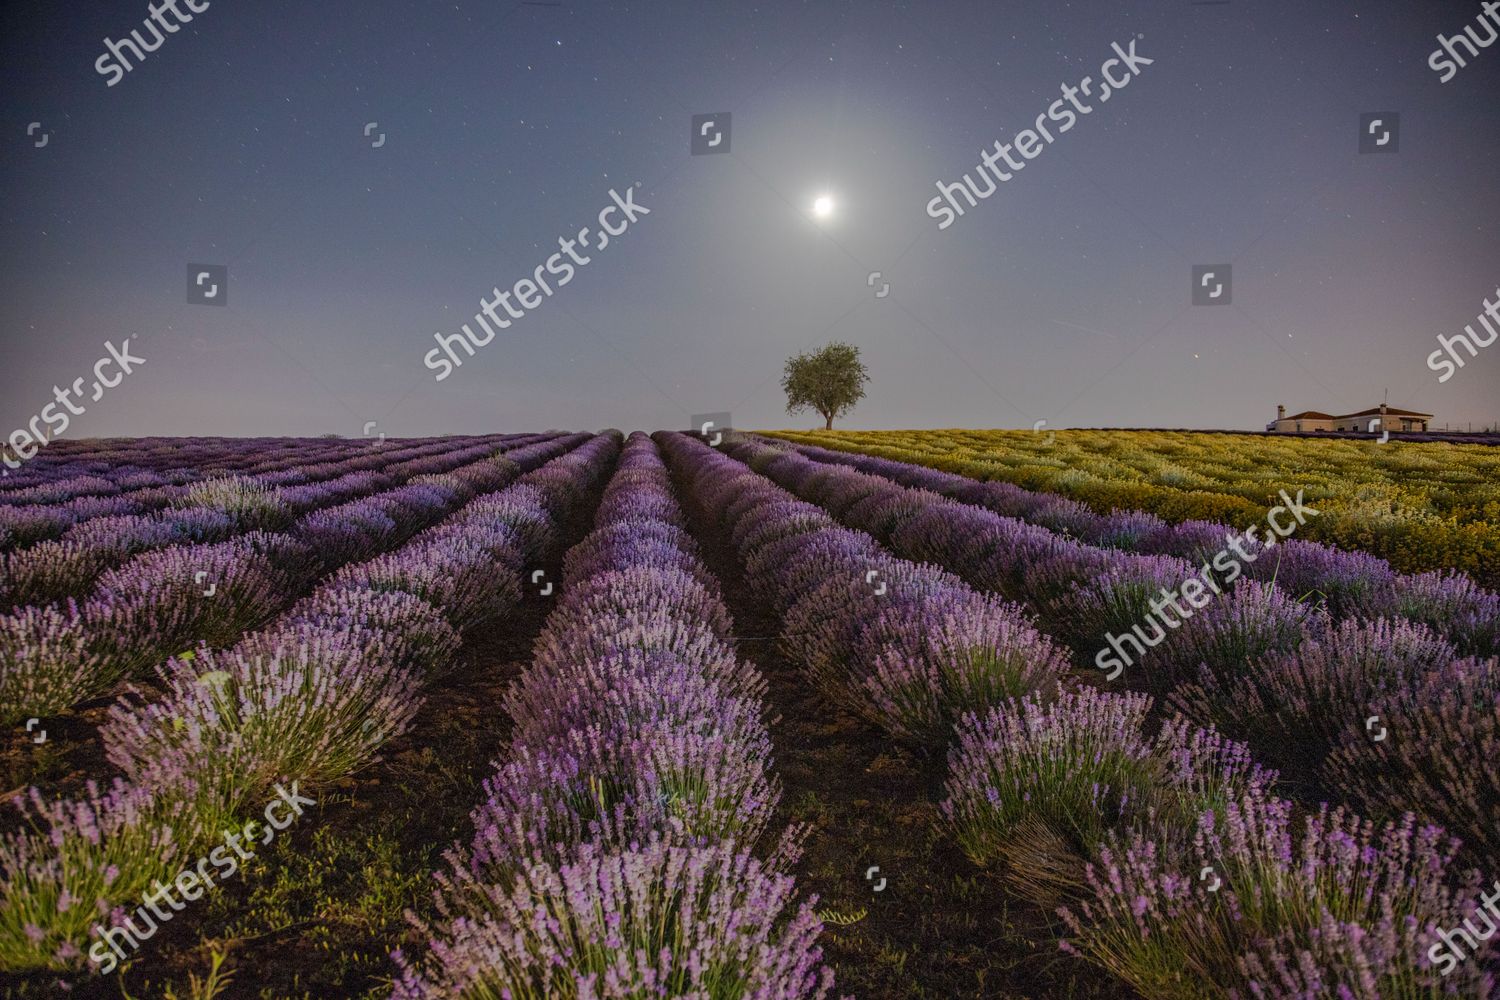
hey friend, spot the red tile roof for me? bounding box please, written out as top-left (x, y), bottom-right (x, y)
top-left (1336, 406), bottom-right (1434, 419)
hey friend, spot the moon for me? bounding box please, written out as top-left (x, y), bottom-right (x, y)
top-left (813, 194), bottom-right (836, 219)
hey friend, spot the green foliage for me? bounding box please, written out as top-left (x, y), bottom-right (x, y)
top-left (179, 477), bottom-right (290, 531)
top-left (781, 342), bottom-right (869, 430)
top-left (766, 428), bottom-right (1500, 586)
top-left (122, 947), bottom-right (235, 1000)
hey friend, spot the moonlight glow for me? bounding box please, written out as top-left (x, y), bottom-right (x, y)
top-left (813, 194), bottom-right (836, 218)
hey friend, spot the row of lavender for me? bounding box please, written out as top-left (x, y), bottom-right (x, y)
top-left (0, 435), bottom-right (397, 500)
top-left (393, 432), bottom-right (837, 997)
top-left (0, 435), bottom-right (469, 546)
top-left (724, 436), bottom-right (1500, 866)
top-left (0, 434), bottom-right (548, 608)
top-left (0, 434), bottom-right (506, 501)
top-left (663, 433), bottom-right (1494, 998)
top-left (779, 437), bottom-right (1500, 657)
top-left (0, 432), bottom-right (620, 975)
top-left (0, 434), bottom-right (580, 727)
top-left (0, 434), bottom-right (527, 562)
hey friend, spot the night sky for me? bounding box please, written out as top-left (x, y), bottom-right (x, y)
top-left (2, 0), bottom-right (1497, 439)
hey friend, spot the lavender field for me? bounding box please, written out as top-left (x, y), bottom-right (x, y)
top-left (0, 430), bottom-right (1495, 999)
top-left (6, 0), bottom-right (1499, 994)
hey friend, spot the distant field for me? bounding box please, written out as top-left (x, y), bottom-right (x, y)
top-left (763, 428), bottom-right (1500, 586)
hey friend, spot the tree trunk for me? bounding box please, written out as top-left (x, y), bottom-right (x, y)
top-left (824, 414), bottom-right (834, 430)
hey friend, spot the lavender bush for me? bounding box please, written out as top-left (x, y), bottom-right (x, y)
top-left (942, 686), bottom-right (1277, 903)
top-left (1168, 617), bottom-right (1456, 773)
top-left (1243, 538), bottom-right (1400, 620)
top-left (289, 585), bottom-right (461, 676)
top-left (1041, 551), bottom-right (1195, 657)
top-left (942, 689), bottom-right (1160, 876)
top-left (89, 532), bottom-right (314, 672)
top-left (1395, 570), bottom-right (1500, 658)
top-left (0, 780), bottom-right (192, 972)
top-left (176, 476), bottom-right (291, 532)
top-left (469, 698), bottom-right (780, 874)
top-left (399, 433), bottom-right (832, 994)
top-left (1060, 789), bottom-right (1493, 999)
top-left (1, 539), bottom-right (118, 608)
top-left (852, 587), bottom-right (1069, 744)
top-left (1324, 655), bottom-right (1500, 863)
top-left (334, 540), bottom-right (519, 635)
top-left (101, 633), bottom-right (423, 798)
top-left (1149, 581), bottom-right (1320, 693)
top-left (0, 602), bottom-right (110, 724)
top-left (393, 840), bottom-right (837, 1000)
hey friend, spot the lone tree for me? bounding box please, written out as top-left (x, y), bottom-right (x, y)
top-left (782, 341), bottom-right (869, 430)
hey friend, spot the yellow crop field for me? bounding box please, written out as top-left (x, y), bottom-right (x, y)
top-left (763, 429), bottom-right (1500, 586)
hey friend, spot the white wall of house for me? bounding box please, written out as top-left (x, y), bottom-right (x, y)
top-left (1270, 406), bottom-right (1430, 434)
top-left (1333, 415), bottom-right (1429, 432)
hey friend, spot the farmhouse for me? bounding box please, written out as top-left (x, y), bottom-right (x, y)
top-left (1267, 403), bottom-right (1433, 434)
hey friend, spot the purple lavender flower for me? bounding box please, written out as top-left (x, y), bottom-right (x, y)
top-left (1245, 539), bottom-right (1400, 620)
top-left (1149, 581), bottom-right (1321, 693)
top-left (942, 688), bottom-right (1159, 874)
top-left (87, 533), bottom-right (311, 675)
top-left (175, 476), bottom-right (292, 532)
top-left (333, 539), bottom-right (520, 635)
top-left (852, 588), bottom-right (1070, 744)
top-left (0, 779), bottom-right (185, 973)
top-left (1, 540), bottom-right (118, 608)
top-left (1150, 714), bottom-right (1278, 822)
top-left (0, 601), bottom-right (107, 724)
top-left (1045, 551), bottom-right (1198, 660)
top-left (1169, 617), bottom-right (1456, 772)
top-left (548, 564), bottom-right (733, 637)
top-left (394, 839), bottom-right (838, 999)
top-left (0, 505), bottom-right (77, 549)
top-left (101, 633), bottom-right (422, 797)
top-left (469, 698), bottom-right (780, 874)
top-left (752, 526), bottom-right (887, 618)
top-left (289, 585), bottom-right (460, 676)
top-left (842, 487), bottom-right (932, 540)
top-left (562, 521), bottom-right (709, 585)
top-left (1059, 788), bottom-right (1493, 999)
top-left (1325, 655), bottom-right (1500, 863)
top-left (295, 502), bottom-right (401, 568)
top-left (1395, 571), bottom-right (1500, 658)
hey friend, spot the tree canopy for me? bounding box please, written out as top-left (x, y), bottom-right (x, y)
top-left (781, 341), bottom-right (869, 430)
